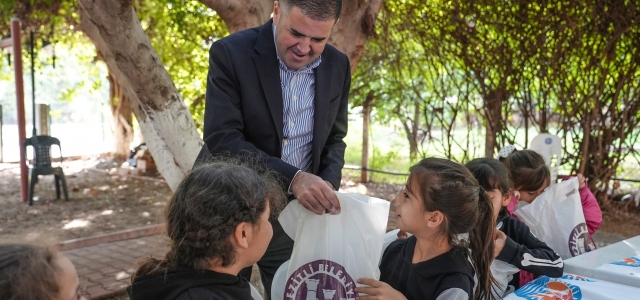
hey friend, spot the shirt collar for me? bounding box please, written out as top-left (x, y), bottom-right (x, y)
top-left (272, 24), bottom-right (322, 73)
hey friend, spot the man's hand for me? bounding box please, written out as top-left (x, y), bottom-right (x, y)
top-left (355, 278), bottom-right (407, 300)
top-left (494, 229), bottom-right (507, 258)
top-left (291, 172), bottom-right (341, 215)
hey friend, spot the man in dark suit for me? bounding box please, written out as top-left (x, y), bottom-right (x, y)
top-left (198, 0), bottom-right (350, 297)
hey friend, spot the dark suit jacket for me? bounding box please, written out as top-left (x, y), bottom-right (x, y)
top-left (198, 19), bottom-right (350, 189)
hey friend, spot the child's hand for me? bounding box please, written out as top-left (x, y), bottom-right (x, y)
top-left (494, 230), bottom-right (507, 258)
top-left (577, 174), bottom-right (586, 189)
top-left (355, 279), bottom-right (407, 300)
top-left (513, 190), bottom-right (521, 201)
top-left (397, 230), bottom-right (408, 240)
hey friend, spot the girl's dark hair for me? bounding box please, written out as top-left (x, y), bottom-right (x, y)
top-left (503, 150), bottom-right (550, 192)
top-left (409, 158), bottom-right (496, 300)
top-left (466, 158), bottom-right (512, 217)
top-left (133, 160), bottom-right (286, 278)
top-left (0, 244), bottom-right (60, 300)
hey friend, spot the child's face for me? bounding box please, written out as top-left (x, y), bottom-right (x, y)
top-left (54, 254), bottom-right (86, 300)
top-left (394, 179), bottom-right (427, 233)
top-left (485, 188), bottom-right (511, 220)
top-left (517, 178), bottom-right (549, 203)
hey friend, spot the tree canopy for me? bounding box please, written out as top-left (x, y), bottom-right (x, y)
top-left (2, 0), bottom-right (640, 205)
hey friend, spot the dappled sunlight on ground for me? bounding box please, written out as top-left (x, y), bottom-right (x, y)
top-left (0, 155), bottom-right (171, 245)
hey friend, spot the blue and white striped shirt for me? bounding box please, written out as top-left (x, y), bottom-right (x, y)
top-left (274, 26), bottom-right (322, 172)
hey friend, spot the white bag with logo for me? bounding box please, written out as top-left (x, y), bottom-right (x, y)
top-left (513, 177), bottom-right (595, 259)
top-left (503, 274), bottom-right (640, 299)
top-left (277, 192), bottom-right (390, 300)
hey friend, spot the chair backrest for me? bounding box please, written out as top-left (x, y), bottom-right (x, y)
top-left (250, 283), bottom-right (263, 300)
top-left (529, 133), bottom-right (562, 184)
top-left (23, 135), bottom-right (62, 168)
top-left (271, 260), bottom-right (290, 300)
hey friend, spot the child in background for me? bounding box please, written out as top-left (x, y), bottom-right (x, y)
top-left (356, 158), bottom-right (496, 300)
top-left (127, 162), bottom-right (286, 300)
top-left (0, 244), bottom-right (86, 300)
top-left (467, 158), bottom-right (563, 293)
top-left (499, 147), bottom-right (602, 236)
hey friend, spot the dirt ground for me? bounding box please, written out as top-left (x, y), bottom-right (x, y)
top-left (0, 155), bottom-right (171, 245)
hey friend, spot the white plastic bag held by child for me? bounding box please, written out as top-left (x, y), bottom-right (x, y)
top-left (513, 177), bottom-right (596, 259)
top-left (278, 192), bottom-right (390, 300)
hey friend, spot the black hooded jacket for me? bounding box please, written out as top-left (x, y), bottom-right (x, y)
top-left (379, 236), bottom-right (474, 300)
top-left (127, 268), bottom-right (253, 300)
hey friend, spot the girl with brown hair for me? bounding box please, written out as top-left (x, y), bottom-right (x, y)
top-left (501, 149), bottom-right (601, 236)
top-left (127, 162), bottom-right (286, 300)
top-left (467, 158), bottom-right (563, 294)
top-left (0, 244), bottom-right (86, 300)
top-left (356, 157), bottom-right (497, 300)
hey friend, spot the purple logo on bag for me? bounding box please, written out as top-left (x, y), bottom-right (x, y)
top-left (284, 259), bottom-right (356, 300)
top-left (568, 223), bottom-right (596, 256)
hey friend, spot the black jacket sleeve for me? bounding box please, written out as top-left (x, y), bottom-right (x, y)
top-left (496, 217), bottom-right (564, 278)
top-left (316, 56), bottom-right (350, 189)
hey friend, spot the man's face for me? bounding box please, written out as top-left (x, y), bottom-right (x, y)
top-left (273, 2), bottom-right (335, 70)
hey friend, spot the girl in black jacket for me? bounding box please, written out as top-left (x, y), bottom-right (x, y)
top-left (127, 161), bottom-right (286, 300)
top-left (466, 158), bottom-right (563, 295)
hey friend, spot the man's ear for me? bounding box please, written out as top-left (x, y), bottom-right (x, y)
top-left (233, 222), bottom-right (249, 249)
top-left (273, 1), bottom-right (281, 23)
top-left (425, 210), bottom-right (445, 228)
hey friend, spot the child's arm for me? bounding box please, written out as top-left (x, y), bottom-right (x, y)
top-left (496, 219), bottom-right (564, 277)
top-left (435, 275), bottom-right (473, 300)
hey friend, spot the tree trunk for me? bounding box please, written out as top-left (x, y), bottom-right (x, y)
top-left (483, 90), bottom-right (505, 158)
top-left (198, 0), bottom-right (273, 33)
top-left (329, 0), bottom-right (383, 74)
top-left (361, 91), bottom-right (374, 183)
top-left (78, 0), bottom-right (202, 190)
top-left (107, 71), bottom-right (134, 159)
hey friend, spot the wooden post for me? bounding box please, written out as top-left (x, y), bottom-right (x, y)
top-left (10, 19), bottom-right (28, 202)
top-left (361, 91), bottom-right (374, 183)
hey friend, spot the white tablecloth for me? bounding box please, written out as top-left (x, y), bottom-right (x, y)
top-left (563, 235), bottom-right (640, 287)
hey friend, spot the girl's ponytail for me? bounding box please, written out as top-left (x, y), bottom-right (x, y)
top-left (470, 190), bottom-right (497, 300)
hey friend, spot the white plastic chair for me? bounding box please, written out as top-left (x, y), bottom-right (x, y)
top-left (271, 259), bottom-right (290, 300)
top-left (250, 283), bottom-right (263, 300)
top-left (529, 133), bottom-right (562, 184)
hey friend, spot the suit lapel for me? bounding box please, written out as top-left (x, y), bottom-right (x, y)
top-left (312, 58), bottom-right (333, 172)
top-left (253, 20), bottom-right (284, 142)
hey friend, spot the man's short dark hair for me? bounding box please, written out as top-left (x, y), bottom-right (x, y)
top-left (280, 0), bottom-right (343, 21)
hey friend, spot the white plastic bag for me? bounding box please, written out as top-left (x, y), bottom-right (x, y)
top-left (503, 274), bottom-right (640, 299)
top-left (513, 177), bottom-right (595, 259)
top-left (277, 192), bottom-right (390, 300)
